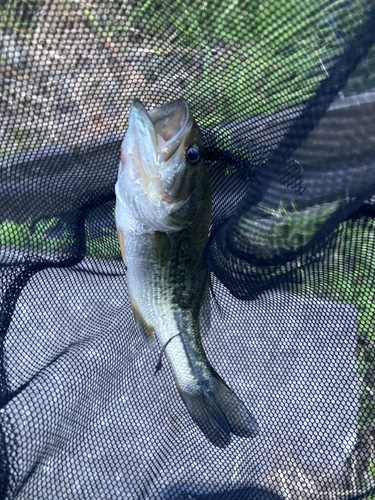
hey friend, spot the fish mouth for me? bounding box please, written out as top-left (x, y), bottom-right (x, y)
top-left (125, 99), bottom-right (194, 200)
top-left (148, 99), bottom-right (191, 162)
top-left (129, 98), bottom-right (192, 161)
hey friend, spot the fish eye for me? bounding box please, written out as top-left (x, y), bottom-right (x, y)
top-left (187, 146), bottom-right (200, 165)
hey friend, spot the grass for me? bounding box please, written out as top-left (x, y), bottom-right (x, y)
top-left (237, 199), bottom-right (342, 259)
top-left (0, 0), bottom-right (371, 158)
top-left (296, 216), bottom-right (375, 493)
top-left (0, 217), bottom-right (120, 260)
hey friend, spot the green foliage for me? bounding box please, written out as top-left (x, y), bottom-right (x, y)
top-left (238, 199), bottom-right (340, 259)
top-left (0, 218), bottom-right (71, 253)
top-left (0, 218), bottom-right (120, 260)
top-left (125, 0), bottom-right (367, 123)
top-left (297, 218), bottom-right (375, 348)
top-left (86, 229), bottom-right (121, 260)
top-left (0, 0), bottom-right (42, 29)
top-left (298, 217), bottom-right (375, 479)
top-left (1, 0), bottom-right (368, 127)
top-left (370, 461), bottom-right (375, 478)
top-left (0, 219), bottom-right (30, 247)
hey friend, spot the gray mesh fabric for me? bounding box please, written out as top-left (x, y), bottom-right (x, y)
top-left (1, 1), bottom-right (375, 498)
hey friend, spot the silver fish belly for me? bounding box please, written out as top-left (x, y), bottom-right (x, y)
top-left (115, 98), bottom-right (259, 447)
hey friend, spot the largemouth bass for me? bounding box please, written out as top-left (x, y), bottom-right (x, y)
top-left (115, 99), bottom-right (259, 447)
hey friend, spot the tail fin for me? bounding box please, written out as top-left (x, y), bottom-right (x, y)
top-left (178, 372), bottom-right (259, 448)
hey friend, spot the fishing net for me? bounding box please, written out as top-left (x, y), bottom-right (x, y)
top-left (1, 0), bottom-right (375, 498)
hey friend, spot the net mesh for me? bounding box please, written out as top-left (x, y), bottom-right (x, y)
top-left (1, 0), bottom-right (375, 498)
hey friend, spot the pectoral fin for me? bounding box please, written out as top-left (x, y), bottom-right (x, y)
top-left (117, 228), bottom-right (126, 262)
top-left (130, 298), bottom-right (156, 347)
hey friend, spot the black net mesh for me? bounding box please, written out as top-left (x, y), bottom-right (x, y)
top-left (1, 0), bottom-right (375, 498)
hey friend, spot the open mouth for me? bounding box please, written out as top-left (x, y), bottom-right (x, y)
top-left (125, 99), bottom-right (193, 200)
top-left (130, 99), bottom-right (191, 165)
top-left (148, 99), bottom-right (190, 154)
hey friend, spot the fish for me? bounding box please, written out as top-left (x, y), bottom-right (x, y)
top-left (115, 98), bottom-right (259, 447)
